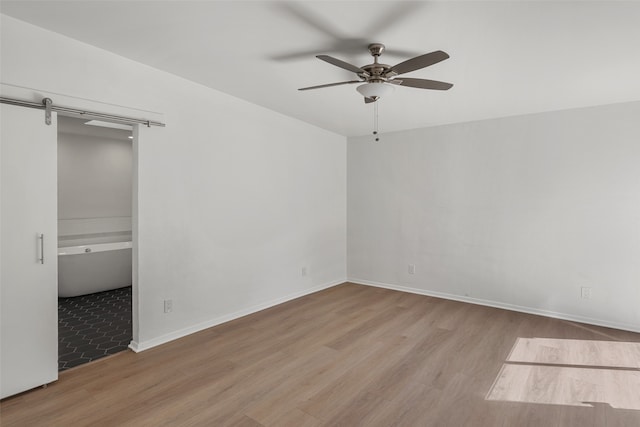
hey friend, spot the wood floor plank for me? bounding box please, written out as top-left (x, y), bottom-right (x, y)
top-left (263, 409), bottom-right (322, 427)
top-left (1, 283), bottom-right (639, 426)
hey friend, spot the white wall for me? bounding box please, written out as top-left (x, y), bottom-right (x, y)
top-left (348, 101), bottom-right (640, 332)
top-left (1, 15), bottom-right (347, 349)
top-left (58, 117), bottom-right (133, 221)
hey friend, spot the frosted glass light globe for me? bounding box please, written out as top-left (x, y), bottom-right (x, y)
top-left (356, 82), bottom-right (395, 98)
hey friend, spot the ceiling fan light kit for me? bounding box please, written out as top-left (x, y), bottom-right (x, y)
top-left (356, 82), bottom-right (394, 99)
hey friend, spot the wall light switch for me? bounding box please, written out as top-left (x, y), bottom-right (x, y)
top-left (164, 299), bottom-right (173, 313)
top-left (408, 264), bottom-right (416, 275)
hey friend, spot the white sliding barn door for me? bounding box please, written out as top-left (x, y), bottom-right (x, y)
top-left (1, 104), bottom-right (58, 398)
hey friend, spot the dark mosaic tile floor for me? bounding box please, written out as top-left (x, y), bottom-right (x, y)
top-left (58, 286), bottom-right (132, 371)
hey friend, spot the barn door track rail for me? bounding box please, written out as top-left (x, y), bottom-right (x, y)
top-left (0, 96), bottom-right (165, 127)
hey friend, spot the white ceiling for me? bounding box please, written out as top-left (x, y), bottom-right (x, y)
top-left (2, 1), bottom-right (640, 137)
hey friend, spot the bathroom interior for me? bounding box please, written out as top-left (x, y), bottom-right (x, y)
top-left (57, 116), bottom-right (133, 371)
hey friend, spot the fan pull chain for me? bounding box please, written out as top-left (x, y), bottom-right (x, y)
top-left (373, 101), bottom-right (380, 142)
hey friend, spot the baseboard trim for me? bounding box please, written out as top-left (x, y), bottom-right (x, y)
top-left (129, 279), bottom-right (345, 352)
top-left (347, 277), bottom-right (640, 334)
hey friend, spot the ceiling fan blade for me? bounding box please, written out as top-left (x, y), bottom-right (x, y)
top-left (393, 78), bottom-right (453, 90)
top-left (386, 50), bottom-right (450, 76)
top-left (317, 55), bottom-right (367, 75)
top-left (276, 2), bottom-right (345, 42)
top-left (363, 2), bottom-right (424, 37)
top-left (298, 80), bottom-right (361, 91)
top-left (271, 47), bottom-right (332, 61)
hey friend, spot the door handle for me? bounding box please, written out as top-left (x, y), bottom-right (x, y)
top-left (38, 233), bottom-right (44, 264)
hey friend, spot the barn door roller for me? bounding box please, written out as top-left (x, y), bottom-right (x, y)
top-left (43, 98), bottom-right (52, 125)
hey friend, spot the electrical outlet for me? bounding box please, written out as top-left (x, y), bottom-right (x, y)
top-left (408, 264), bottom-right (416, 275)
top-left (164, 299), bottom-right (173, 313)
top-left (302, 266), bottom-right (307, 276)
top-left (580, 287), bottom-right (592, 299)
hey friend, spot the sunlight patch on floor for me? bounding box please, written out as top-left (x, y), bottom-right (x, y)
top-left (507, 338), bottom-right (640, 368)
top-left (486, 338), bottom-right (640, 410)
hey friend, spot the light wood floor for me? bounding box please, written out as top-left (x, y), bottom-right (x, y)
top-left (1, 283), bottom-right (639, 426)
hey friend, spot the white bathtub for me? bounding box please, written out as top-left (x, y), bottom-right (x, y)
top-left (58, 241), bottom-right (132, 297)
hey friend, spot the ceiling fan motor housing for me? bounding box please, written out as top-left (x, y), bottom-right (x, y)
top-left (361, 44), bottom-right (394, 81)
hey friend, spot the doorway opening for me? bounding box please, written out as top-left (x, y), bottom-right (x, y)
top-left (56, 116), bottom-right (133, 371)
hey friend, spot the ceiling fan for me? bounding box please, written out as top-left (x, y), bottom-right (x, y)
top-left (298, 43), bottom-right (453, 103)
